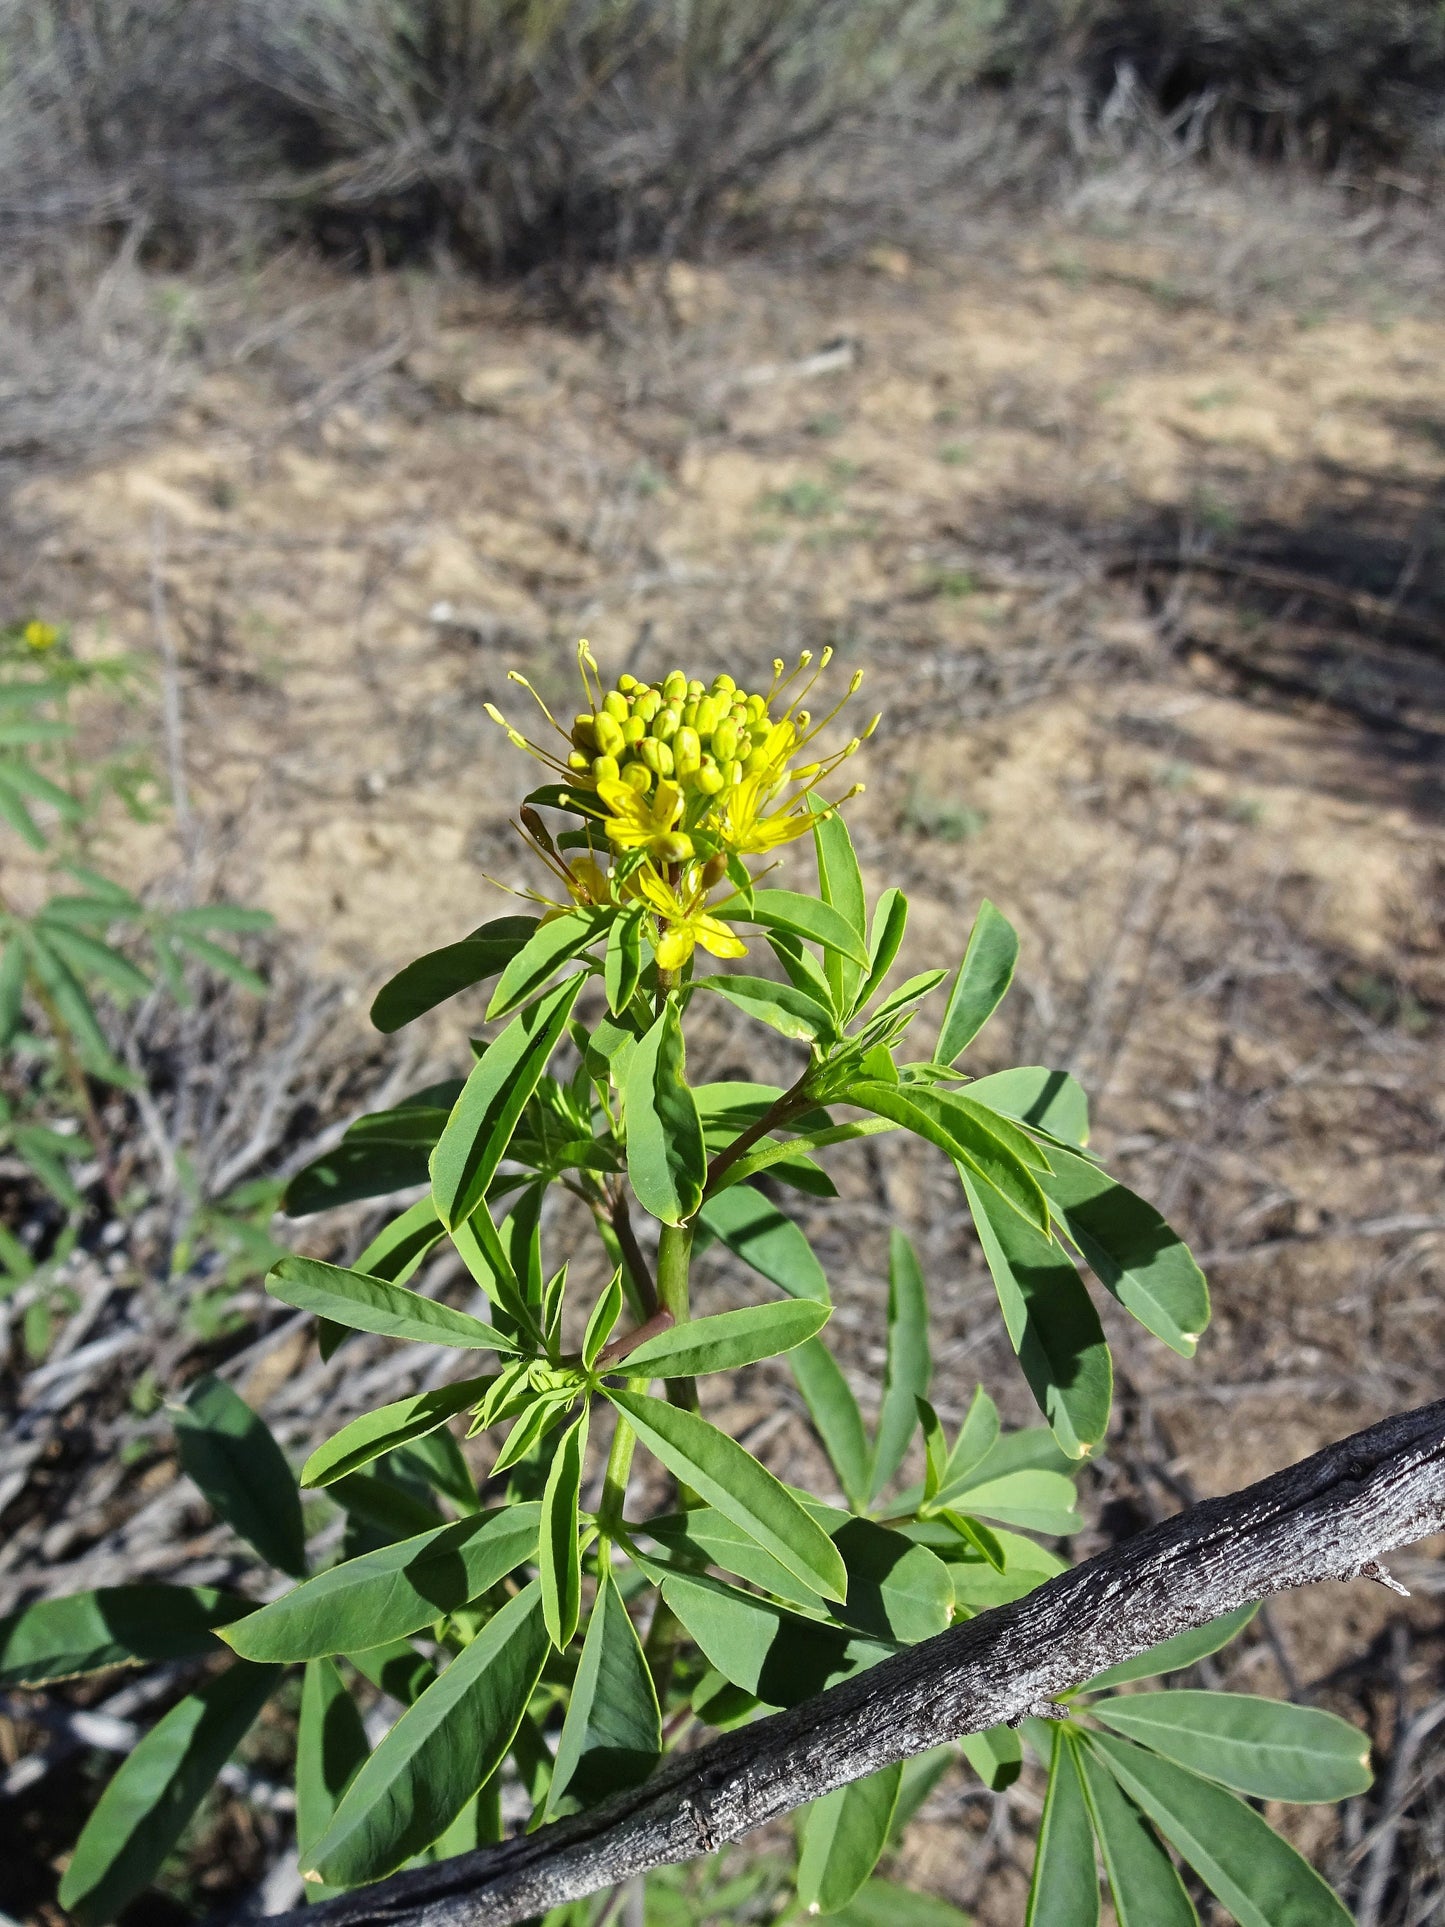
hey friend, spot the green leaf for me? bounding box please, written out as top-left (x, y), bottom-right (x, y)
top-left (811, 794), bottom-right (868, 1013)
top-left (656, 1568), bottom-right (890, 1706)
top-left (582, 1271), bottom-right (625, 1370)
top-left (608, 1389), bottom-right (847, 1601)
top-left (714, 1116), bottom-right (896, 1193)
top-left (306, 1582), bottom-right (550, 1886)
top-left (296, 1658), bottom-right (370, 1899)
top-left (870, 1230), bottom-right (932, 1499)
top-left (1026, 1730), bottom-right (1098, 1927)
top-left (1090, 1692), bottom-right (1372, 1802)
top-left (960, 1171), bottom-right (1111, 1459)
top-left (937, 1468), bottom-right (1081, 1536)
top-left (432, 975), bottom-right (583, 1230)
top-left (0, 774), bottom-right (47, 849)
top-left (0, 937), bottom-right (25, 1043)
top-left (355, 1194), bottom-right (446, 1286)
top-left (547, 1571), bottom-right (660, 1815)
top-left (621, 1299), bottom-right (830, 1378)
top-left (1084, 1602), bottom-right (1261, 1691)
top-left (942, 1386), bottom-right (1000, 1491)
top-left (268, 1254), bottom-right (516, 1353)
top-left (957, 1723), bottom-right (1023, 1791)
top-left (790, 1337), bottom-right (871, 1512)
top-left (221, 1507), bottom-right (541, 1661)
top-left (701, 973), bottom-right (837, 1044)
top-left (856, 887), bottom-right (908, 1014)
top-left (173, 1375), bottom-right (306, 1577)
top-left (967, 1067), bottom-right (1090, 1148)
top-left (934, 900), bottom-right (1019, 1064)
top-left (0, 1586), bottom-right (249, 1687)
top-left (348, 1639), bottom-right (435, 1708)
top-left (370, 917), bottom-right (539, 1032)
top-left (283, 1140), bottom-right (432, 1216)
top-left (1040, 1149), bottom-right (1210, 1358)
top-left (624, 1003), bottom-right (706, 1226)
top-left (697, 1185), bottom-right (829, 1302)
top-left (798, 1763), bottom-right (903, 1915)
top-left (849, 1082), bottom-right (1049, 1234)
top-left (167, 929), bottom-right (268, 996)
top-left (1073, 1738), bottom-right (1197, 1927)
top-left (1087, 1730), bottom-right (1354, 1927)
top-left (744, 889), bottom-right (870, 966)
top-left (540, 1410), bottom-right (588, 1648)
top-left (36, 924), bottom-right (150, 1001)
top-left (826, 1880), bottom-right (974, 1927)
top-left (488, 909), bottom-right (602, 1019)
top-left (58, 1661), bottom-right (281, 1926)
top-left (396, 1424), bottom-right (479, 1516)
top-left (302, 1379), bottom-right (492, 1488)
top-left (604, 906), bottom-right (645, 1016)
top-left (919, 1399), bottom-right (949, 1503)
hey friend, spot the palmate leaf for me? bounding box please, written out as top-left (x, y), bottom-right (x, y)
top-left (1089, 1691), bottom-right (1372, 1802)
top-left (624, 1003), bottom-right (706, 1226)
top-left (305, 1581), bottom-right (550, 1886)
top-left (0, 1586), bottom-right (250, 1687)
top-left (370, 916), bottom-right (539, 1032)
top-left (618, 1299), bottom-right (830, 1378)
top-left (1026, 1729), bottom-right (1098, 1927)
top-left (1087, 1730), bottom-right (1354, 1927)
top-left (58, 1660), bottom-right (282, 1927)
top-left (960, 1169), bottom-right (1111, 1460)
top-left (607, 1389), bottom-right (847, 1602)
top-left (222, 1507), bottom-right (541, 1661)
top-left (547, 1571), bottom-right (661, 1816)
top-left (173, 1375), bottom-right (307, 1578)
top-left (797, 1763), bottom-right (904, 1916)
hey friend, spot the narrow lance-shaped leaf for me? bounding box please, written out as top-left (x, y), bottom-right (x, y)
top-left (58, 1661), bottom-right (282, 1927)
top-left (961, 1169), bottom-right (1111, 1460)
top-left (296, 1658), bottom-right (370, 1900)
top-left (743, 888), bottom-right (871, 966)
top-left (1084, 1602), bottom-right (1260, 1691)
top-left (604, 906), bottom-right (645, 1016)
top-left (607, 1389), bottom-right (848, 1602)
top-left (958, 1723), bottom-right (1023, 1792)
top-left (847, 1081), bottom-right (1049, 1235)
top-left (620, 1299), bottom-right (830, 1379)
top-left (488, 909), bottom-right (602, 1019)
top-left (547, 1570), bottom-right (661, 1816)
top-left (855, 885), bottom-right (908, 1014)
top-left (305, 1581), bottom-right (551, 1887)
top-left (624, 1003), bottom-right (706, 1227)
top-left (370, 916), bottom-right (539, 1032)
top-left (0, 1586), bottom-right (251, 1688)
top-left (1025, 1729), bottom-right (1099, 1927)
top-left (697, 1185), bottom-right (829, 1302)
top-left (301, 1378), bottom-right (492, 1489)
top-left (268, 1255), bottom-right (517, 1354)
top-left (810, 793), bottom-right (868, 1013)
top-left (174, 1375), bottom-right (307, 1578)
top-left (870, 1230), bottom-right (932, 1499)
top-left (221, 1507), bottom-right (542, 1662)
top-left (702, 973), bottom-right (837, 1044)
top-left (967, 1066), bottom-right (1090, 1148)
top-left (1087, 1730), bottom-right (1354, 1927)
top-left (1073, 1735), bottom-right (1198, 1927)
top-left (1089, 1691), bottom-right (1372, 1802)
top-left (797, 1763), bottom-right (904, 1916)
top-left (540, 1410), bottom-right (588, 1649)
top-left (790, 1337), bottom-right (872, 1514)
top-left (1041, 1147), bottom-right (1210, 1359)
top-left (582, 1271), bottom-right (624, 1370)
top-left (431, 974), bottom-right (583, 1230)
top-left (934, 899), bottom-right (1019, 1064)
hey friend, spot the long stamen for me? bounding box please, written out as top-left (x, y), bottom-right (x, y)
top-left (792, 668), bottom-right (864, 753)
top-left (508, 671), bottom-right (572, 743)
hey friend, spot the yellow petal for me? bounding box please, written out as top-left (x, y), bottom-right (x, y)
top-left (694, 916), bottom-right (748, 960)
top-left (656, 924), bottom-right (697, 971)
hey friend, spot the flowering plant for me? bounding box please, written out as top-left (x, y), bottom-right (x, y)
top-left (14, 652), bottom-right (1373, 1927)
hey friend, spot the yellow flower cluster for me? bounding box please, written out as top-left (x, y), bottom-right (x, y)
top-left (487, 643), bottom-right (875, 973)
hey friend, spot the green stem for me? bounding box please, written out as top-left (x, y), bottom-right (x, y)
top-left (655, 1220), bottom-right (697, 1415)
top-left (701, 1069), bottom-right (812, 1199)
top-left (26, 965), bottom-right (120, 1206)
top-left (598, 1392), bottom-right (640, 1537)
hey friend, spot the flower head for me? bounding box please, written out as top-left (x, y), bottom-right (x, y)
top-left (22, 620), bottom-right (59, 653)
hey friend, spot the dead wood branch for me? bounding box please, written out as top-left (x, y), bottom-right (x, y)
top-left (277, 1397), bottom-right (1445, 1927)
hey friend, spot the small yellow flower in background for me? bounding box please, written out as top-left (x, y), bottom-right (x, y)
top-left (634, 865), bottom-right (748, 972)
top-left (487, 638), bottom-right (875, 975)
top-left (23, 620), bottom-right (59, 653)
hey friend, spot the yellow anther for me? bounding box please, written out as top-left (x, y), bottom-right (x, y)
top-left (863, 712), bottom-right (881, 738)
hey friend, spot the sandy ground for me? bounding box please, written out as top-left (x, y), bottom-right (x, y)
top-left (4, 192), bottom-right (1444, 1919)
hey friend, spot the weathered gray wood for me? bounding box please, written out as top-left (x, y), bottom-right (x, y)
top-left (276, 1397), bottom-right (1445, 1927)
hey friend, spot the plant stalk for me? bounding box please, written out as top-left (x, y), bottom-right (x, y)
top-left (654, 1220), bottom-right (697, 1414)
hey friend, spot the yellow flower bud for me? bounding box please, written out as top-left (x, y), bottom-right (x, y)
top-left (617, 672), bottom-right (639, 693)
top-left (595, 712), bottom-right (624, 757)
top-left (603, 690), bottom-right (629, 722)
top-left (622, 715), bottom-right (646, 746)
top-left (681, 699), bottom-right (698, 728)
top-left (693, 695), bottom-right (722, 738)
top-left (571, 714), bottom-right (598, 750)
top-left (658, 831), bottom-right (694, 862)
top-left (635, 688), bottom-right (661, 724)
top-left (663, 670), bottom-right (687, 702)
top-left (696, 761), bottom-right (725, 795)
top-left (712, 673), bottom-right (735, 697)
top-left (639, 737), bottom-right (675, 778)
top-left (746, 694), bottom-right (768, 722)
top-left (743, 745), bottom-right (772, 774)
top-left (592, 753), bottom-right (621, 784)
top-left (622, 761), bottom-right (652, 793)
top-left (568, 751), bottom-right (590, 772)
top-left (674, 726), bottom-right (701, 777)
top-left (734, 731), bottom-right (753, 762)
top-left (654, 707), bottom-right (679, 742)
top-left (687, 678), bottom-right (705, 699)
top-left (712, 718), bottom-right (738, 761)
